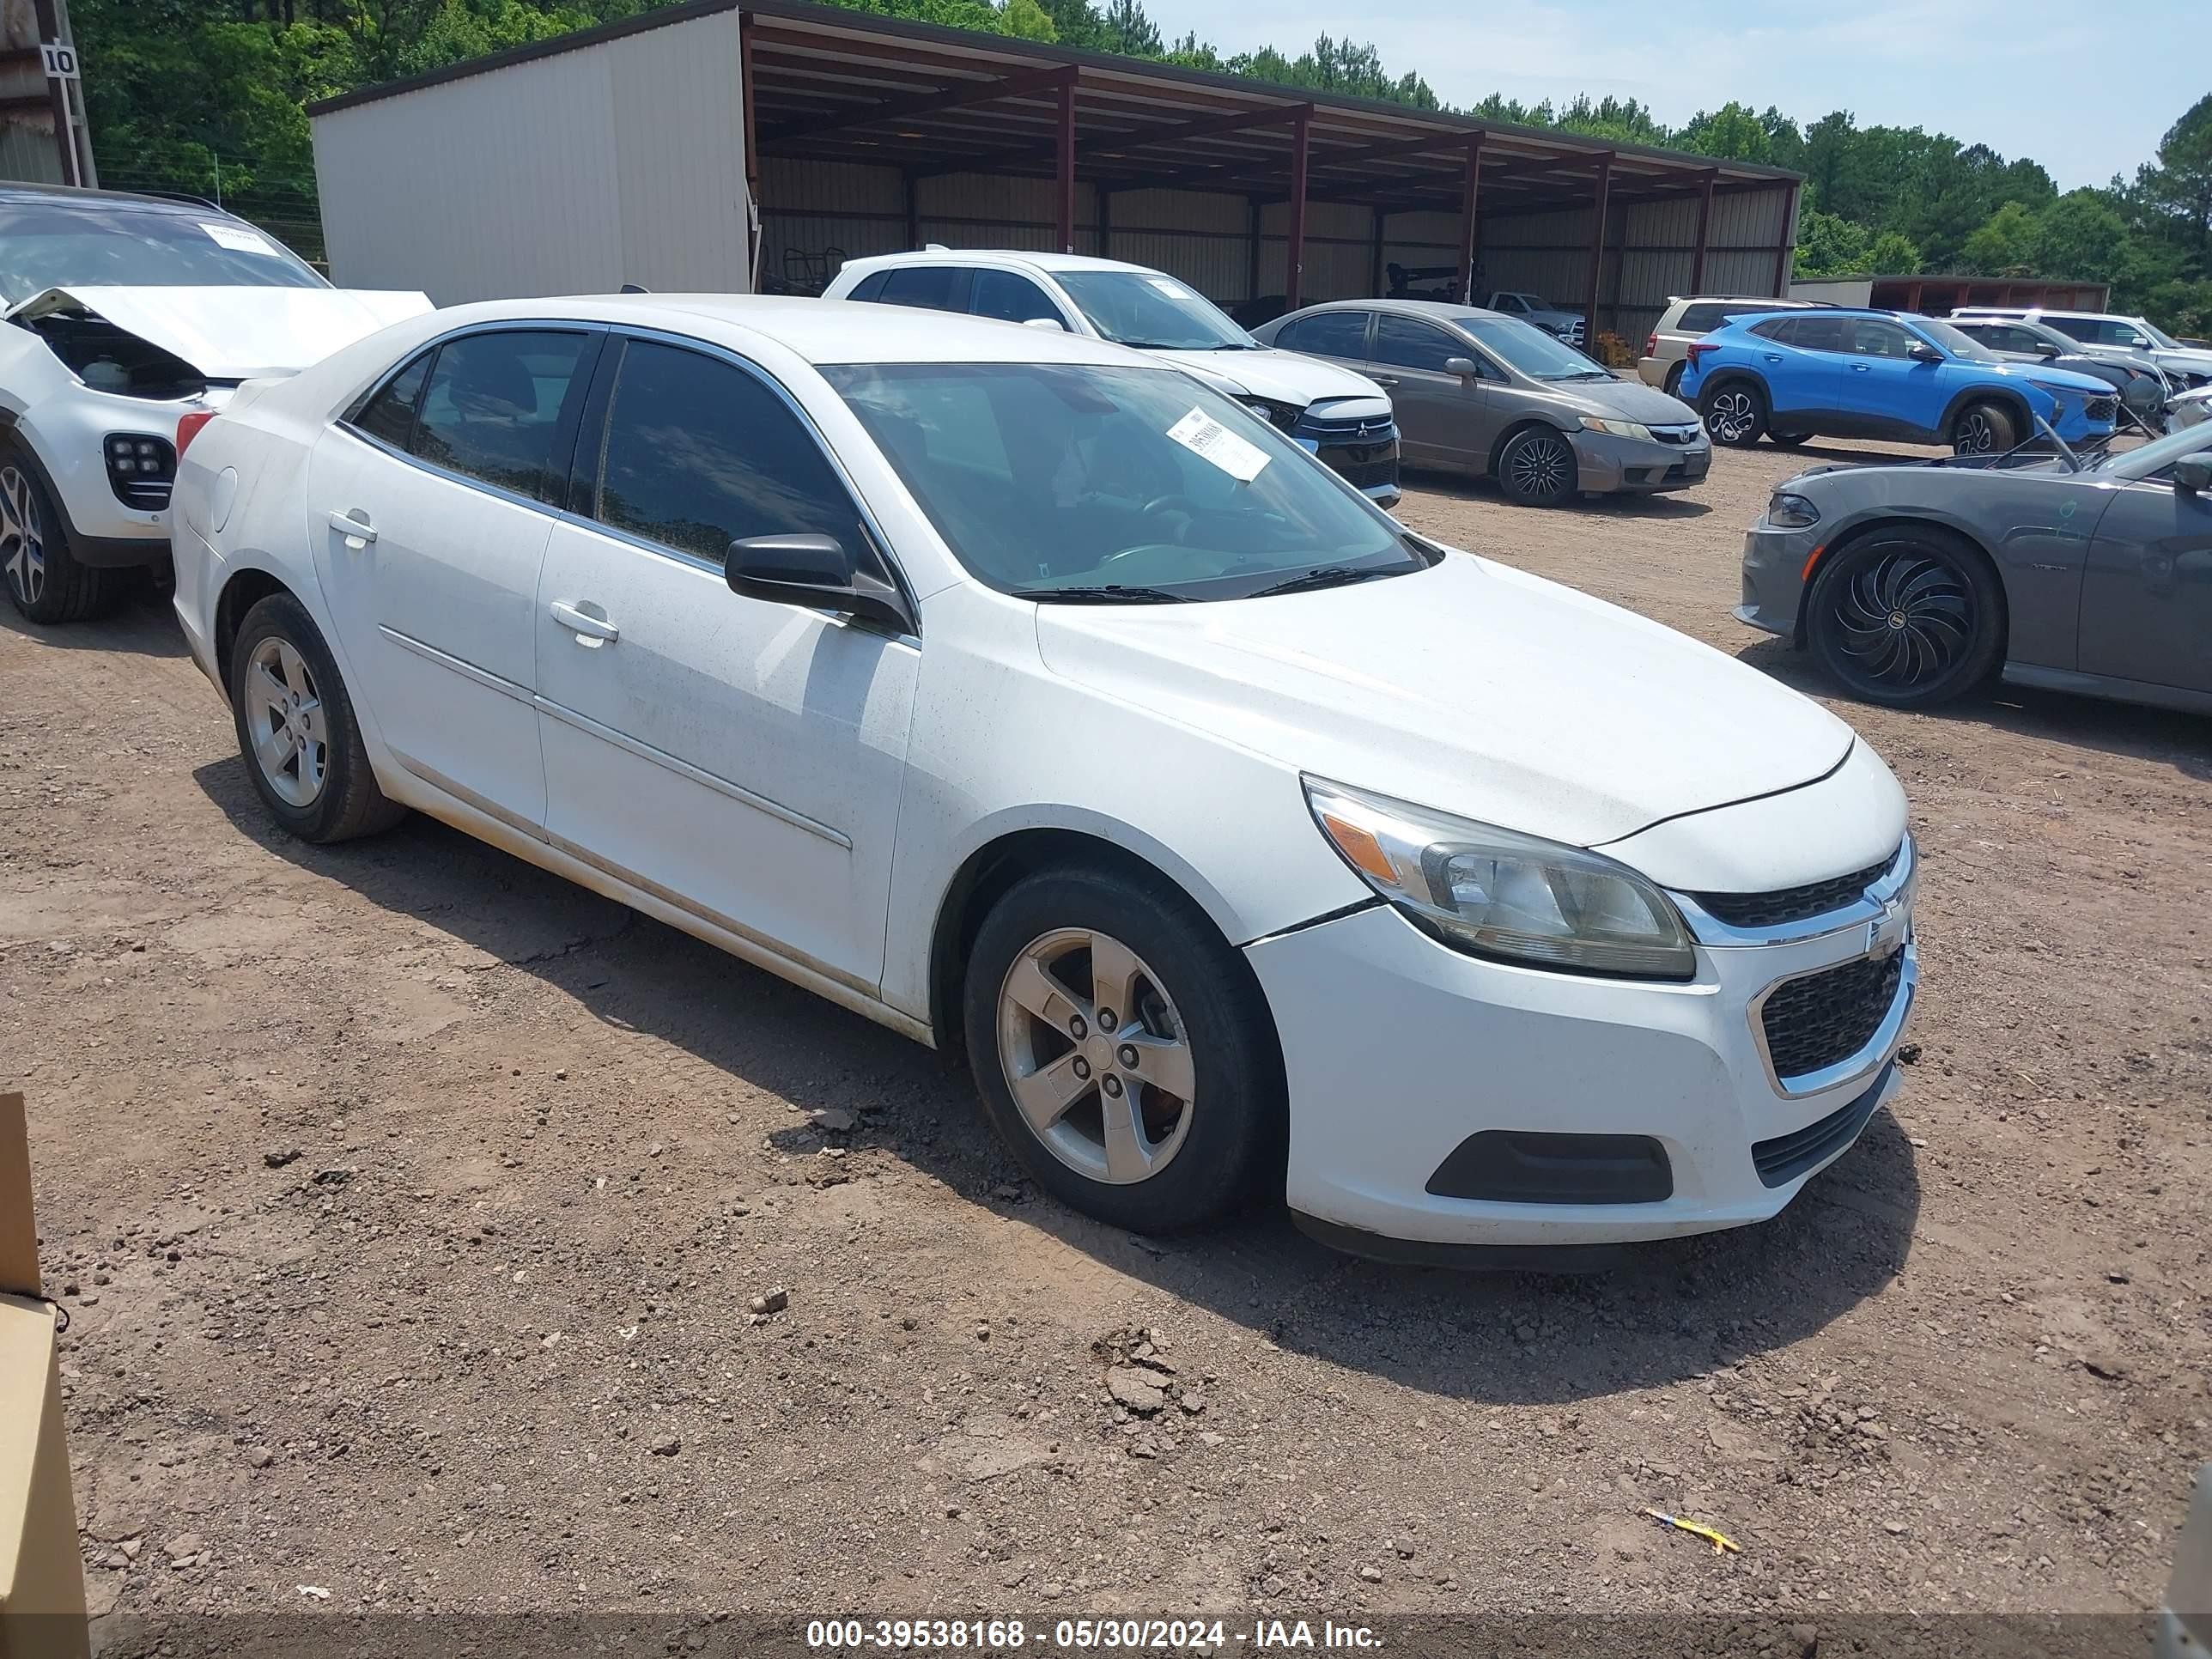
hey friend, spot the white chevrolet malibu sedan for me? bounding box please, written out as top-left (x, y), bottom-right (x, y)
top-left (170, 295), bottom-right (1917, 1264)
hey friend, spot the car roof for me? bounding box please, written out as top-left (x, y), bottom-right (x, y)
top-left (416, 294), bottom-right (1164, 368)
top-left (1954, 305), bottom-right (2134, 323)
top-left (0, 181), bottom-right (228, 216)
top-left (1280, 298), bottom-right (1506, 324)
top-left (1670, 295), bottom-right (1821, 307)
top-left (837, 248), bottom-right (1161, 277)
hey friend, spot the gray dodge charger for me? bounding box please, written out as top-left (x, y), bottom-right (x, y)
top-left (1739, 422), bottom-right (2212, 713)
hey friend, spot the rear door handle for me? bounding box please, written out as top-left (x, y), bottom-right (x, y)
top-left (549, 600), bottom-right (618, 642)
top-left (326, 508), bottom-right (375, 544)
top-left (1761, 353), bottom-right (1784, 364)
top-left (1850, 363), bottom-right (1872, 373)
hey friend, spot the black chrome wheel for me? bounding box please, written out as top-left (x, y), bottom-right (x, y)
top-left (1497, 428), bottom-right (1577, 506)
top-left (1807, 531), bottom-right (2004, 708)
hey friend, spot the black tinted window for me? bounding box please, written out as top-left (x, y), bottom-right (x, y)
top-left (591, 339), bottom-right (863, 568)
top-left (1845, 319), bottom-right (1916, 358)
top-left (1274, 311), bottom-right (1369, 358)
top-left (1681, 303), bottom-right (1737, 332)
top-left (879, 266), bottom-right (967, 312)
top-left (1749, 317), bottom-right (1793, 342)
top-left (848, 270), bottom-right (889, 303)
top-left (355, 352), bottom-right (430, 448)
top-left (1790, 316), bottom-right (1848, 352)
top-left (1372, 315), bottom-right (1468, 373)
top-left (972, 270), bottom-right (1062, 325)
top-left (411, 331), bottom-right (592, 501)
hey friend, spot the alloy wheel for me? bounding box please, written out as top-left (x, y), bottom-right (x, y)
top-left (1505, 433), bottom-right (1571, 500)
top-left (244, 635), bottom-right (330, 808)
top-left (1954, 409), bottom-right (1998, 454)
top-left (1707, 390), bottom-right (1759, 443)
top-left (0, 465), bottom-right (46, 608)
top-left (995, 927), bottom-right (1195, 1186)
top-left (1832, 547), bottom-right (1973, 690)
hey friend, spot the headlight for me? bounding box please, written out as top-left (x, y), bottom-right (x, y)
top-left (1766, 491), bottom-right (1820, 529)
top-left (1303, 776), bottom-right (1698, 981)
top-left (2028, 379), bottom-right (2076, 405)
top-left (1579, 415), bottom-right (1655, 443)
top-left (1241, 397), bottom-right (1303, 432)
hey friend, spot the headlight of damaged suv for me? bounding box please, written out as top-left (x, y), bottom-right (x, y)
top-left (1304, 776), bottom-right (1697, 980)
top-left (1241, 397), bottom-right (1304, 432)
top-left (1766, 491), bottom-right (1820, 528)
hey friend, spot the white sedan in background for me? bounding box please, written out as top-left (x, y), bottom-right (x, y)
top-left (170, 295), bottom-right (1917, 1263)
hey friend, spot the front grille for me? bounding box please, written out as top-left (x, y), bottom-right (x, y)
top-left (1692, 850), bottom-right (1897, 930)
top-left (1760, 951), bottom-right (1904, 1081)
top-left (1650, 424), bottom-right (1700, 445)
top-left (1297, 412), bottom-right (1396, 444)
top-left (1750, 1068), bottom-right (1888, 1188)
top-left (1328, 453), bottom-right (1400, 489)
top-left (2085, 396), bottom-right (2117, 423)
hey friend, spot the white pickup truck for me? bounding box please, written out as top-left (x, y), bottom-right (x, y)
top-left (1485, 291), bottom-right (1585, 348)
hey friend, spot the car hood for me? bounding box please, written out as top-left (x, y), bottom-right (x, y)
top-left (1147, 346), bottom-right (1389, 412)
top-left (1982, 360), bottom-right (2114, 395)
top-left (3, 285), bottom-right (434, 380)
top-left (1031, 552), bottom-right (1856, 853)
top-left (2153, 347), bottom-right (2212, 376)
top-left (1553, 375), bottom-right (1702, 425)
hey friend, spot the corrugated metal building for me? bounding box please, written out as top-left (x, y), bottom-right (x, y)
top-left (2, 0), bottom-right (95, 187)
top-left (311, 0), bottom-right (1802, 346)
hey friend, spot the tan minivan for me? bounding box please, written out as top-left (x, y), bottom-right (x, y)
top-left (1638, 295), bottom-right (1826, 397)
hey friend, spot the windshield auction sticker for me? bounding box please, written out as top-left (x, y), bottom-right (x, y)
top-left (1167, 407), bottom-right (1270, 483)
top-left (200, 221), bottom-right (280, 256)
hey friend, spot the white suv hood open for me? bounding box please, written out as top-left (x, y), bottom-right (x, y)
top-left (5, 286), bottom-right (433, 380)
top-left (1033, 552), bottom-right (1857, 860)
top-left (1149, 346), bottom-right (1390, 415)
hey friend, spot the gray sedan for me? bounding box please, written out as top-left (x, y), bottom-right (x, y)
top-left (1739, 422), bottom-right (2212, 713)
top-left (1253, 300), bottom-right (1711, 506)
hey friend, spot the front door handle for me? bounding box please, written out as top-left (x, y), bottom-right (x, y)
top-left (1370, 374), bottom-right (1401, 386)
top-left (327, 508), bottom-right (376, 544)
top-left (1850, 363), bottom-right (1872, 373)
top-left (550, 600), bottom-right (619, 643)
top-left (1761, 353), bottom-right (1784, 364)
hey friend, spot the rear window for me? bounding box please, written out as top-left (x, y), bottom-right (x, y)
top-left (1680, 301), bottom-right (1790, 333)
top-left (1274, 310), bottom-right (1370, 358)
top-left (410, 331), bottom-right (593, 502)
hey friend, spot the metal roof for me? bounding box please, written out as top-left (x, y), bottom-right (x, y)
top-left (310, 0), bottom-right (1798, 216)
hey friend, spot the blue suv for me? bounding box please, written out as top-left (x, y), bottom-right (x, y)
top-left (1680, 308), bottom-right (2118, 456)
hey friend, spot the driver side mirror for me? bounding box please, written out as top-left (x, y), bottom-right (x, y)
top-left (1444, 356), bottom-right (1482, 381)
top-left (2173, 457), bottom-right (2212, 494)
top-left (1908, 343), bottom-right (1944, 364)
top-left (726, 533), bottom-right (913, 634)
top-left (1020, 315), bottom-right (1070, 331)
top-left (2034, 340), bottom-right (2061, 357)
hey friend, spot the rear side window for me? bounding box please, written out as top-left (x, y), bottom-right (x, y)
top-left (410, 331), bottom-right (593, 502)
top-left (847, 270), bottom-right (890, 303)
top-left (1790, 316), bottom-right (1847, 352)
top-left (1372, 315), bottom-right (1468, 373)
top-left (1749, 317), bottom-right (1794, 342)
top-left (878, 265), bottom-right (969, 313)
top-left (1680, 303), bottom-right (1734, 332)
top-left (1274, 310), bottom-right (1370, 359)
top-left (354, 351), bottom-right (431, 449)
top-left (588, 338), bottom-right (865, 569)
top-left (972, 270), bottom-right (1063, 325)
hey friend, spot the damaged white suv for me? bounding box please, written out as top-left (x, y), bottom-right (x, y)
top-left (0, 183), bottom-right (428, 623)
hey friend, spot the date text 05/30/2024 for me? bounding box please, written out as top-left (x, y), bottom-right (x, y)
top-left (806, 1619), bottom-right (1382, 1650)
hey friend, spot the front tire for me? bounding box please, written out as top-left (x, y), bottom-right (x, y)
top-left (1, 444), bottom-right (118, 624)
top-left (1769, 431), bottom-right (1813, 448)
top-left (1496, 426), bottom-right (1577, 507)
top-left (1806, 529), bottom-right (2004, 708)
top-left (1700, 380), bottom-right (1768, 447)
top-left (963, 865), bottom-right (1282, 1234)
top-left (228, 592), bottom-right (405, 842)
top-left (1950, 401), bottom-right (2017, 457)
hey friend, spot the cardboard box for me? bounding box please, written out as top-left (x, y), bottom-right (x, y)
top-left (0, 1091), bottom-right (89, 1659)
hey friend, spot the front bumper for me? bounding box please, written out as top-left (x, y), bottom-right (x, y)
top-left (1571, 428), bottom-right (1712, 494)
top-left (1737, 519), bottom-right (1822, 638)
top-left (1246, 876), bottom-right (1915, 1252)
top-left (1298, 431), bottom-right (1401, 508)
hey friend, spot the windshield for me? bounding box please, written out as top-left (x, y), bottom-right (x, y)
top-left (1054, 270), bottom-right (1255, 351)
top-left (1913, 319), bottom-right (1999, 362)
top-left (0, 201), bottom-right (326, 305)
top-left (827, 362), bottom-right (1424, 601)
top-left (1455, 316), bottom-right (1608, 380)
top-left (2094, 420), bottom-right (2212, 475)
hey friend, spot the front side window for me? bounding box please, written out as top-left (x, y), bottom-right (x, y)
top-left (878, 266), bottom-right (969, 313)
top-left (1494, 294), bottom-right (1528, 313)
top-left (1451, 316), bottom-right (1607, 380)
top-left (1054, 270), bottom-right (1254, 351)
top-left (827, 362), bottom-right (1422, 602)
top-left (588, 338), bottom-right (864, 568)
top-left (972, 270), bottom-right (1064, 325)
top-left (1274, 310), bottom-right (1369, 359)
top-left (410, 331), bottom-right (593, 501)
top-left (1372, 315), bottom-right (1468, 374)
top-left (1845, 319), bottom-right (1916, 359)
top-left (0, 201), bottom-right (327, 304)
top-left (1911, 319), bottom-right (1996, 362)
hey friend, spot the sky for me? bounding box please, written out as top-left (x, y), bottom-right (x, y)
top-left (1137, 0), bottom-right (2204, 191)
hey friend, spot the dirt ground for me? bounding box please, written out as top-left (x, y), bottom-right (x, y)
top-left (3, 434), bottom-right (2209, 1640)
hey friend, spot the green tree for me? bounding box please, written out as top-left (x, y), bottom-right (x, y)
top-left (1864, 230), bottom-right (1921, 275)
top-left (2135, 94), bottom-right (2212, 254)
top-left (1960, 200), bottom-right (2039, 274)
top-left (1795, 208), bottom-right (1871, 278)
top-left (1676, 101), bottom-right (1772, 165)
top-left (999, 0), bottom-right (1056, 42)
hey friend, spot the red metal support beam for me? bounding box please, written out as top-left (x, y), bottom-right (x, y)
top-left (1689, 167), bottom-right (1716, 295)
top-left (1772, 180), bottom-right (1799, 295)
top-left (763, 63), bottom-right (1077, 144)
top-left (1284, 106), bottom-right (1310, 312)
top-left (1056, 76), bottom-right (1077, 254)
top-left (1458, 134), bottom-right (1484, 303)
top-left (1583, 152), bottom-right (1613, 344)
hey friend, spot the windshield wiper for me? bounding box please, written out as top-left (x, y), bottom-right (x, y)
top-left (1106, 339), bottom-right (1198, 351)
top-left (1025, 585), bottom-right (1193, 605)
top-left (1247, 565), bottom-right (1395, 599)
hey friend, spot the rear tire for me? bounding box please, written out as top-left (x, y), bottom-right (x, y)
top-left (228, 592), bottom-right (406, 843)
top-left (963, 864), bottom-right (1282, 1235)
top-left (1, 443), bottom-right (119, 624)
top-left (1700, 380), bottom-right (1768, 447)
top-left (1769, 431), bottom-right (1813, 448)
top-left (1495, 426), bottom-right (1578, 507)
top-left (1950, 401), bottom-right (2017, 457)
top-left (1806, 528), bottom-right (2005, 708)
